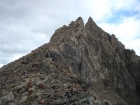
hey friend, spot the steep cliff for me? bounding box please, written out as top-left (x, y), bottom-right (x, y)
top-left (0, 17), bottom-right (140, 105)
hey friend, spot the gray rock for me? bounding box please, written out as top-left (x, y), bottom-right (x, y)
top-left (0, 99), bottom-right (2, 105)
top-left (1, 92), bottom-right (14, 101)
top-left (18, 96), bottom-right (28, 104)
top-left (9, 103), bottom-right (17, 105)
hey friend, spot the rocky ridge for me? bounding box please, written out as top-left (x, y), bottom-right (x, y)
top-left (0, 17), bottom-right (140, 105)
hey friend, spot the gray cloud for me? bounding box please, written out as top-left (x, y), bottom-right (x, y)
top-left (0, 0), bottom-right (85, 67)
top-left (0, 0), bottom-right (140, 67)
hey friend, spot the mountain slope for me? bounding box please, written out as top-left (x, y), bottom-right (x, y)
top-left (0, 17), bottom-right (140, 105)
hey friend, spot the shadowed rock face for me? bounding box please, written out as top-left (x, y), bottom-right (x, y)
top-left (0, 17), bottom-right (140, 105)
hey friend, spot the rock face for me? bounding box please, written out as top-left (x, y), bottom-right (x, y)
top-left (0, 17), bottom-right (140, 105)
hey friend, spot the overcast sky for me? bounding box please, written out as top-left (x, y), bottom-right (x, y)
top-left (0, 0), bottom-right (140, 67)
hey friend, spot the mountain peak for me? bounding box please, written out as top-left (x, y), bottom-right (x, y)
top-left (85, 16), bottom-right (98, 30)
top-left (0, 17), bottom-right (140, 105)
top-left (75, 17), bottom-right (84, 26)
top-left (87, 16), bottom-right (94, 23)
top-left (68, 17), bottom-right (84, 28)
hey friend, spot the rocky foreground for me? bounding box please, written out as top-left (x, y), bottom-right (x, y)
top-left (0, 17), bottom-right (140, 105)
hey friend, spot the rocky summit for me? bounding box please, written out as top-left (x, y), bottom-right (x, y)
top-left (0, 17), bottom-right (140, 105)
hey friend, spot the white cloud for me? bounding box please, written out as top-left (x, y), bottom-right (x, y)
top-left (81, 0), bottom-right (113, 22)
top-left (123, 39), bottom-right (140, 55)
top-left (82, 0), bottom-right (140, 22)
top-left (0, 64), bottom-right (3, 68)
top-left (99, 15), bottom-right (140, 55)
top-left (113, 0), bottom-right (140, 12)
top-left (114, 16), bottom-right (140, 41)
top-left (99, 16), bottom-right (140, 40)
top-left (10, 54), bottom-right (24, 62)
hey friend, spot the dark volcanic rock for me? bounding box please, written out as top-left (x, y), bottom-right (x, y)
top-left (0, 17), bottom-right (140, 105)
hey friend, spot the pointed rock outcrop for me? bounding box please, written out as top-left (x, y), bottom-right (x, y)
top-left (75, 17), bottom-right (84, 26)
top-left (85, 17), bottom-right (99, 33)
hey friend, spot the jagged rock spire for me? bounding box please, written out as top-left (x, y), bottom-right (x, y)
top-left (50, 17), bottom-right (85, 44)
top-left (75, 17), bottom-right (84, 26)
top-left (69, 17), bottom-right (84, 28)
top-left (85, 17), bottom-right (98, 32)
top-left (86, 17), bottom-right (97, 26)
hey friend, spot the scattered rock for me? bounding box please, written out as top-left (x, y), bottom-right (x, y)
top-left (28, 87), bottom-right (35, 95)
top-left (26, 77), bottom-right (33, 89)
top-left (9, 103), bottom-right (17, 105)
top-left (18, 96), bottom-right (28, 104)
top-left (0, 99), bottom-right (2, 105)
top-left (38, 98), bottom-right (45, 104)
top-left (1, 92), bottom-right (14, 101)
top-left (31, 67), bottom-right (37, 71)
top-left (38, 81), bottom-right (45, 89)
